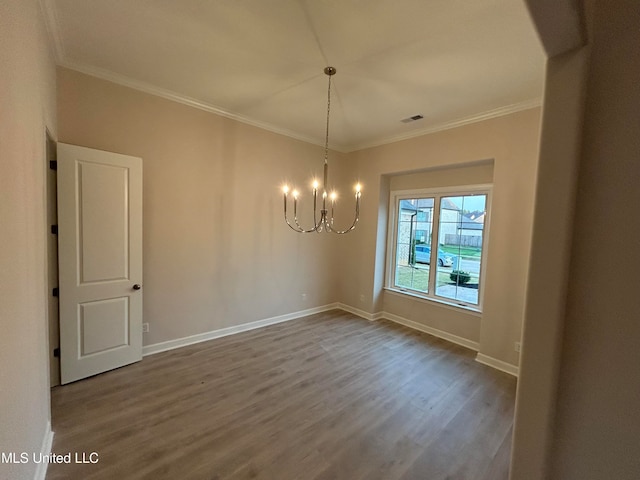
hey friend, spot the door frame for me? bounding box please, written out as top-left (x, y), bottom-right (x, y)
top-left (44, 129), bottom-right (60, 387)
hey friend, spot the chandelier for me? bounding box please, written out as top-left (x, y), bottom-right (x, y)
top-left (282, 67), bottom-right (361, 234)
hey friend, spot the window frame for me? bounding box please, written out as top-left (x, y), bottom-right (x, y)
top-left (385, 184), bottom-right (492, 312)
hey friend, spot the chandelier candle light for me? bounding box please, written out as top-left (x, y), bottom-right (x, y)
top-left (282, 67), bottom-right (361, 234)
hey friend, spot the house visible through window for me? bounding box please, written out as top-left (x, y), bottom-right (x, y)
top-left (387, 186), bottom-right (491, 309)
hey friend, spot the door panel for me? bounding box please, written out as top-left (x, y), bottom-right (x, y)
top-left (78, 162), bottom-right (129, 283)
top-left (80, 297), bottom-right (129, 356)
top-left (58, 143), bottom-right (143, 384)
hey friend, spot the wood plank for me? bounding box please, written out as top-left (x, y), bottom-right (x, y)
top-left (47, 310), bottom-right (516, 480)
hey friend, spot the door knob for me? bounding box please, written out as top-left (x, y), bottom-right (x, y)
top-left (132, 284), bottom-right (141, 290)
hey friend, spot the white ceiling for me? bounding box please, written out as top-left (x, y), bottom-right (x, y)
top-left (43, 0), bottom-right (545, 152)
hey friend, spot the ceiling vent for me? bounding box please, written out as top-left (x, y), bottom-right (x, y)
top-left (401, 114), bottom-right (424, 123)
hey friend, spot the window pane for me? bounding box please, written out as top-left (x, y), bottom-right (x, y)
top-left (394, 198), bottom-right (434, 293)
top-left (435, 194), bottom-right (487, 305)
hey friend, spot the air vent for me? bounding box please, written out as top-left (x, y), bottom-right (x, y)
top-left (401, 114), bottom-right (424, 123)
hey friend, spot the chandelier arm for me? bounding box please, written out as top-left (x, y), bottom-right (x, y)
top-left (313, 188), bottom-right (321, 231)
top-left (287, 193), bottom-right (323, 233)
top-left (325, 195), bottom-right (361, 234)
top-left (285, 217), bottom-right (305, 232)
top-left (292, 209), bottom-right (322, 233)
top-left (288, 213), bottom-right (321, 233)
top-left (283, 195), bottom-right (305, 232)
top-left (292, 197), bottom-right (305, 231)
top-left (317, 211), bottom-right (325, 233)
top-left (285, 212), bottom-right (324, 233)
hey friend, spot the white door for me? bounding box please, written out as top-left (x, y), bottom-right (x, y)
top-left (57, 143), bottom-right (143, 384)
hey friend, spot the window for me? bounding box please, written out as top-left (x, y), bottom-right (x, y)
top-left (387, 186), bottom-right (491, 310)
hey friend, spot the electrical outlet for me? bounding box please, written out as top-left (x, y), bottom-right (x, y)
top-left (359, 294), bottom-right (365, 302)
top-left (142, 323), bottom-right (149, 333)
top-left (301, 293), bottom-right (307, 301)
top-left (514, 341), bottom-right (521, 353)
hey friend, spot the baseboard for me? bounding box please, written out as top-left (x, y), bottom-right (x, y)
top-left (381, 311), bottom-right (480, 351)
top-left (34, 422), bottom-right (54, 480)
top-left (143, 303), bottom-right (340, 356)
top-left (337, 304), bottom-right (480, 352)
top-left (143, 302), bottom-right (517, 378)
top-left (381, 311), bottom-right (519, 377)
top-left (475, 353), bottom-right (519, 377)
top-left (336, 303), bottom-right (383, 321)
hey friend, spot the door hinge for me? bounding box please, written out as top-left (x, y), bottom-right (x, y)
top-left (51, 225), bottom-right (58, 234)
top-left (49, 160), bottom-right (57, 170)
top-left (52, 287), bottom-right (59, 297)
top-left (53, 347), bottom-right (60, 358)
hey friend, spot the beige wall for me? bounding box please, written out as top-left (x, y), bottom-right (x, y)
top-left (57, 68), bottom-right (343, 347)
top-left (512, 1), bottom-right (640, 479)
top-left (510, 48), bottom-right (589, 480)
top-left (57, 68), bottom-right (540, 371)
top-left (548, 0), bottom-right (640, 477)
top-left (6, 2), bottom-right (638, 479)
top-left (343, 108), bottom-right (541, 367)
top-left (388, 161), bottom-right (494, 191)
top-left (0, 1), bottom-right (57, 479)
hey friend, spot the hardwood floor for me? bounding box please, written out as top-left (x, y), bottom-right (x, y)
top-left (47, 310), bottom-right (516, 480)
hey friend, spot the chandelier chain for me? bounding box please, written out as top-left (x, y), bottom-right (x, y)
top-left (324, 74), bottom-right (331, 165)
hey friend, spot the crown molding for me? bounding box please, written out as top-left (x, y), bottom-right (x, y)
top-left (41, 0), bottom-right (337, 149)
top-left (344, 98), bottom-right (543, 152)
top-left (58, 61), bottom-right (354, 153)
top-left (58, 61), bottom-right (541, 155)
top-left (40, 0), bottom-right (542, 155)
top-left (59, 60), bottom-right (542, 154)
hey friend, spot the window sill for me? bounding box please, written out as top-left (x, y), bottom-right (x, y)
top-left (383, 287), bottom-right (482, 316)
